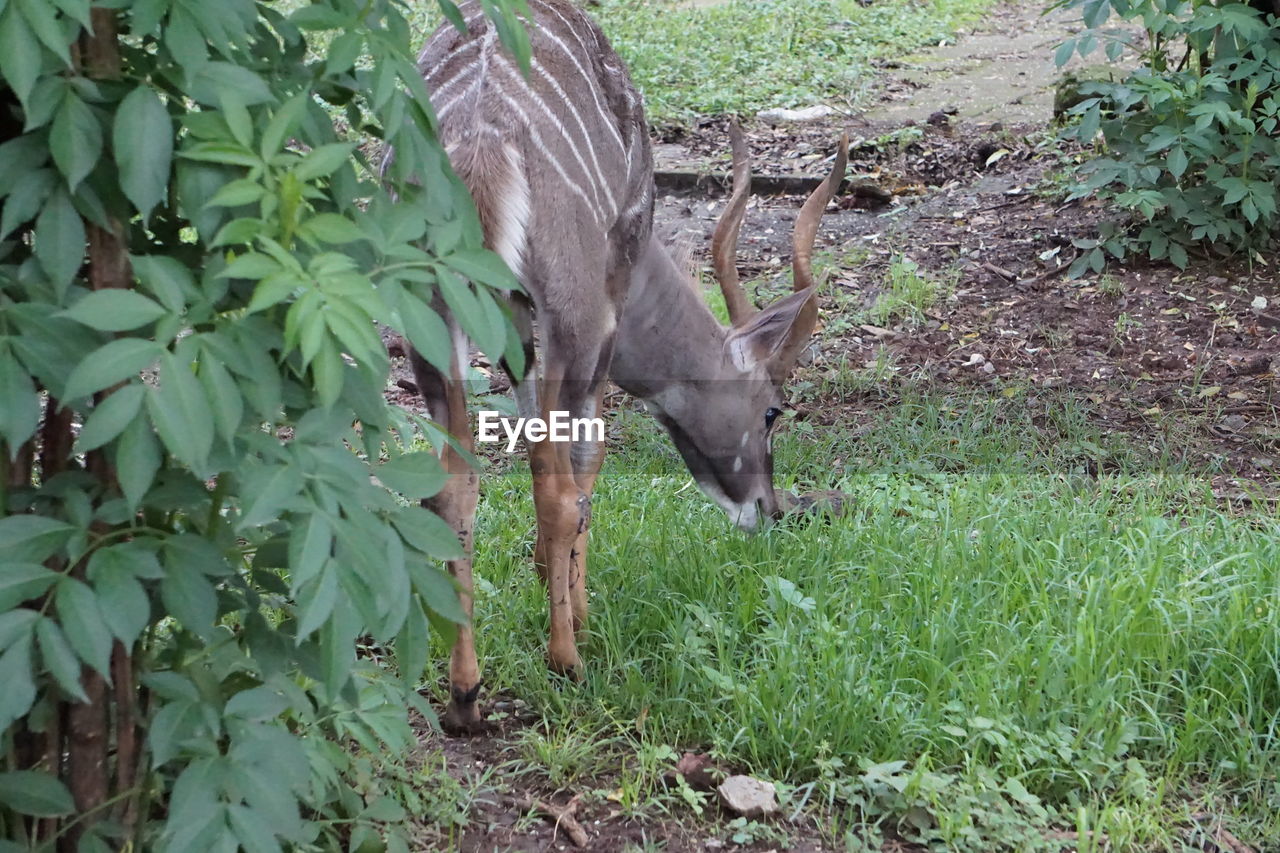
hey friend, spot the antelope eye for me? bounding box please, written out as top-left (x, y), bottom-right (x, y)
top-left (764, 407), bottom-right (782, 429)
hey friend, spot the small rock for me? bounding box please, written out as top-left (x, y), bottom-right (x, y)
top-left (717, 775), bottom-right (778, 817)
top-left (756, 105), bottom-right (835, 124)
top-left (674, 752), bottom-right (720, 790)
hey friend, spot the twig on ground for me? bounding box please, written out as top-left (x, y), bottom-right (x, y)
top-left (519, 796), bottom-right (589, 848)
top-left (1016, 250), bottom-right (1079, 288)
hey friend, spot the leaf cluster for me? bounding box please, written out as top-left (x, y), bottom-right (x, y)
top-left (0, 0), bottom-right (525, 849)
top-left (1052, 0), bottom-right (1280, 273)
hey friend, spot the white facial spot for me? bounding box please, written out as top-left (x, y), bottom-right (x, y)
top-left (694, 478), bottom-right (762, 532)
top-left (740, 431), bottom-right (750, 448)
top-left (732, 456), bottom-right (742, 473)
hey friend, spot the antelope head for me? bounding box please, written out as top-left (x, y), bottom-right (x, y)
top-left (611, 128), bottom-right (848, 530)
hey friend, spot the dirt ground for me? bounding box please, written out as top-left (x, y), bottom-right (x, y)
top-left (392, 3), bottom-right (1280, 849)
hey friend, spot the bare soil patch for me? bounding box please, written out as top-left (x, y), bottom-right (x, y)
top-left (648, 114), bottom-right (1280, 497)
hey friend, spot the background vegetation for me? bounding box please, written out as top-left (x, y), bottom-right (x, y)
top-left (1054, 0), bottom-right (1280, 272)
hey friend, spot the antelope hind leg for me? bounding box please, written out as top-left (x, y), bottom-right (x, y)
top-left (410, 345), bottom-right (486, 734)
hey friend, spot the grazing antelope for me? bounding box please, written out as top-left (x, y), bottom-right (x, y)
top-left (409, 0), bottom-right (846, 731)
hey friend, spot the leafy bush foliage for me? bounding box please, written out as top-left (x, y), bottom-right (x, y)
top-left (0, 0), bottom-right (523, 849)
top-left (1053, 0), bottom-right (1280, 273)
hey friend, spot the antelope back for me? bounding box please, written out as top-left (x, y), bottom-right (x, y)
top-left (419, 0), bottom-right (654, 294)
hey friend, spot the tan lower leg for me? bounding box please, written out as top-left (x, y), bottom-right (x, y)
top-left (430, 365), bottom-right (483, 730)
top-left (530, 407), bottom-right (587, 676)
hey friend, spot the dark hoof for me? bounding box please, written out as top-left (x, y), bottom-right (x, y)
top-left (440, 683), bottom-right (490, 736)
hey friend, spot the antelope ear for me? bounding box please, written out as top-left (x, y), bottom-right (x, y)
top-left (723, 289), bottom-right (813, 372)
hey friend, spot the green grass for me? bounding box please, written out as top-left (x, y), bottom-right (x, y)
top-left (439, 392), bottom-right (1280, 849)
top-left (397, 0), bottom-right (997, 125)
top-left (594, 0), bottom-right (995, 123)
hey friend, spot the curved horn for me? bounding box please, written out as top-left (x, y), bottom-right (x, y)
top-left (710, 123), bottom-right (755, 326)
top-left (772, 132), bottom-right (849, 378)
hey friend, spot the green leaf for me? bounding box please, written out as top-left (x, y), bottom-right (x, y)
top-left (397, 288), bottom-right (454, 373)
top-left (199, 356), bottom-right (244, 444)
top-left (224, 685), bottom-right (289, 722)
top-left (237, 464), bottom-right (304, 530)
top-left (292, 143), bottom-right (356, 181)
top-left (211, 217), bottom-right (266, 247)
top-left (294, 565), bottom-right (337, 640)
top-left (246, 272), bottom-right (303, 313)
top-left (377, 452), bottom-right (448, 500)
top-left (393, 506), bottom-right (463, 560)
top-left (0, 515), bottom-right (76, 562)
top-left (0, 608), bottom-right (40, 651)
top-left (115, 415), bottom-right (161, 510)
top-left (299, 213), bottom-right (362, 245)
top-left (442, 248), bottom-right (520, 291)
top-left (55, 578), bottom-right (113, 680)
top-left (228, 804), bottom-right (284, 853)
top-left (1054, 37), bottom-right (1076, 67)
top-left (58, 289), bottom-right (169, 332)
top-left (220, 252), bottom-right (281, 281)
top-left (34, 187), bottom-right (85, 297)
top-left (51, 91), bottom-right (102, 189)
top-left (114, 86), bottom-right (174, 220)
top-left (324, 30), bottom-right (364, 76)
top-left (0, 636), bottom-right (35, 732)
top-left (205, 178), bottom-right (265, 208)
top-left (0, 168), bottom-right (55, 239)
top-left (0, 344), bottom-right (40, 453)
top-left (0, 5), bottom-right (40, 108)
top-left (180, 142), bottom-right (261, 168)
top-left (0, 563), bottom-right (59, 611)
top-left (63, 337), bottom-right (162, 401)
top-left (36, 617), bottom-right (90, 703)
top-left (49, 0), bottom-right (92, 29)
top-left (259, 92), bottom-right (309, 161)
top-left (16, 0), bottom-right (70, 66)
top-left (160, 561), bottom-right (218, 638)
top-left (186, 62), bottom-right (274, 107)
top-left (411, 563), bottom-right (466, 625)
top-left (0, 771), bottom-right (75, 817)
top-left (146, 352), bottom-right (214, 473)
top-left (132, 254), bottom-right (196, 313)
top-left (395, 599), bottom-right (430, 686)
top-left (76, 383), bottom-right (146, 453)
top-left (93, 565), bottom-right (150, 648)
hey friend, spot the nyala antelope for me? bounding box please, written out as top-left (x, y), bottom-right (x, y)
top-left (410, 0), bottom-right (847, 731)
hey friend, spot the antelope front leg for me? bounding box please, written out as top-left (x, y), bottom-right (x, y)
top-left (565, 384), bottom-right (608, 634)
top-left (529, 379), bottom-right (587, 677)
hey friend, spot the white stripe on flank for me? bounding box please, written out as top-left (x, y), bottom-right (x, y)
top-left (418, 10), bottom-right (486, 64)
top-left (620, 181), bottom-right (650, 220)
top-left (423, 42), bottom-right (483, 98)
top-left (527, 0), bottom-right (628, 159)
top-left (494, 56), bottom-right (609, 217)
top-left (499, 92), bottom-right (602, 224)
top-left (432, 30), bottom-right (495, 126)
top-left (530, 58), bottom-right (617, 216)
top-left (491, 143), bottom-right (531, 281)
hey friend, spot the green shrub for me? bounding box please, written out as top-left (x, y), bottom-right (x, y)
top-left (0, 1), bottom-right (523, 849)
top-left (1053, 0), bottom-right (1280, 274)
